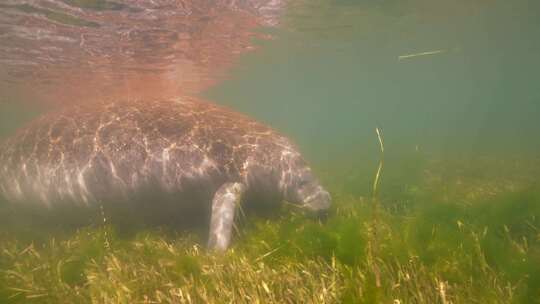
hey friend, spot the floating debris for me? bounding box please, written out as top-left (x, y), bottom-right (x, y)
top-left (398, 49), bottom-right (446, 61)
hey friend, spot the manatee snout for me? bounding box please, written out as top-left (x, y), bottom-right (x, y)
top-left (292, 176), bottom-right (331, 213)
top-left (302, 185), bottom-right (331, 213)
top-left (284, 161), bottom-right (332, 214)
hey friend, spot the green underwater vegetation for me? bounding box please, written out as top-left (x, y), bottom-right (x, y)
top-left (0, 0), bottom-right (539, 302)
top-left (1, 154), bottom-right (539, 303)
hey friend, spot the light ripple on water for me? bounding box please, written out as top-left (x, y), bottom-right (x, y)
top-left (0, 0), bottom-right (284, 104)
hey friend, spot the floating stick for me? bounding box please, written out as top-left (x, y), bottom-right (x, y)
top-left (398, 49), bottom-right (446, 61)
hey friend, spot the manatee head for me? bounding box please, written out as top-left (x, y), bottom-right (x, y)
top-left (280, 152), bottom-right (331, 213)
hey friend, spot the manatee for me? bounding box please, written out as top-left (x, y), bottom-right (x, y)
top-left (0, 97), bottom-right (331, 250)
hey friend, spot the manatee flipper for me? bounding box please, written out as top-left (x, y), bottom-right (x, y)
top-left (208, 182), bottom-right (246, 251)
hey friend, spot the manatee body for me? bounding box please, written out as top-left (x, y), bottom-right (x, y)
top-left (0, 97), bottom-right (331, 250)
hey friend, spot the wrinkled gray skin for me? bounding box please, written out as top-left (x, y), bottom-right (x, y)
top-left (0, 97), bottom-right (331, 250)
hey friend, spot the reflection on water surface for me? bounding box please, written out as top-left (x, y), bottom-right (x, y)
top-left (0, 0), bottom-right (283, 104)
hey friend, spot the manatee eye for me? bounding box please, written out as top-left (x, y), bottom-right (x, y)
top-left (298, 174), bottom-right (313, 188)
top-left (295, 169), bottom-right (315, 193)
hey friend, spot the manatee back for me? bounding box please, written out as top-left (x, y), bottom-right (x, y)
top-left (0, 98), bottom-right (293, 206)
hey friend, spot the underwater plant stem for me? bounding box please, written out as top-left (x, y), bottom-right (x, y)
top-left (99, 203), bottom-right (110, 250)
top-left (372, 162), bottom-right (383, 199)
top-left (368, 127), bottom-right (384, 288)
top-left (376, 127), bottom-right (384, 155)
top-left (438, 279), bottom-right (449, 304)
top-left (372, 127), bottom-right (384, 197)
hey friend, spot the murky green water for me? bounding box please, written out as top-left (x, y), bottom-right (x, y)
top-left (1, 0), bottom-right (540, 303)
top-left (206, 0), bottom-right (540, 162)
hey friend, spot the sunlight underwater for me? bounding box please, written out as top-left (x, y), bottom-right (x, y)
top-left (1, 0), bottom-right (540, 303)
